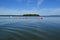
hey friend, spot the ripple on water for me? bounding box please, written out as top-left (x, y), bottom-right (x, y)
top-left (0, 17), bottom-right (60, 40)
top-left (0, 24), bottom-right (48, 40)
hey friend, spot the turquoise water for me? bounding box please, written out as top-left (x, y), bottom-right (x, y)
top-left (0, 17), bottom-right (60, 40)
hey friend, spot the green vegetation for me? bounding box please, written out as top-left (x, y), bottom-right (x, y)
top-left (23, 14), bottom-right (40, 16)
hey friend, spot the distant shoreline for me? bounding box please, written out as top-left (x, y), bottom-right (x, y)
top-left (0, 15), bottom-right (60, 17)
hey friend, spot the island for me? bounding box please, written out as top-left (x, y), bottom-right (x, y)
top-left (23, 14), bottom-right (40, 16)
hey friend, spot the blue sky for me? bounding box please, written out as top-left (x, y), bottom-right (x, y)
top-left (0, 0), bottom-right (60, 15)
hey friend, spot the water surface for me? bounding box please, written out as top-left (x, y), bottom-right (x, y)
top-left (0, 17), bottom-right (60, 40)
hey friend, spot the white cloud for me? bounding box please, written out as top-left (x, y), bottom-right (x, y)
top-left (27, 0), bottom-right (44, 8)
top-left (37, 0), bottom-right (44, 8)
top-left (39, 8), bottom-right (60, 15)
top-left (0, 8), bottom-right (22, 15)
top-left (0, 8), bottom-right (39, 15)
top-left (0, 8), bottom-right (60, 15)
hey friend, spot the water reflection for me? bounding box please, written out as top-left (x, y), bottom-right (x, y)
top-left (0, 17), bottom-right (60, 40)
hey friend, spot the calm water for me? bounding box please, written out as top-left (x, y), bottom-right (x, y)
top-left (0, 17), bottom-right (60, 40)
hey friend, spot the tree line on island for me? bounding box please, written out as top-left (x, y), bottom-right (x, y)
top-left (0, 14), bottom-right (60, 17)
top-left (23, 14), bottom-right (40, 16)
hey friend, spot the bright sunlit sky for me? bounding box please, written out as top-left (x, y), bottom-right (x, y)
top-left (0, 0), bottom-right (60, 15)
